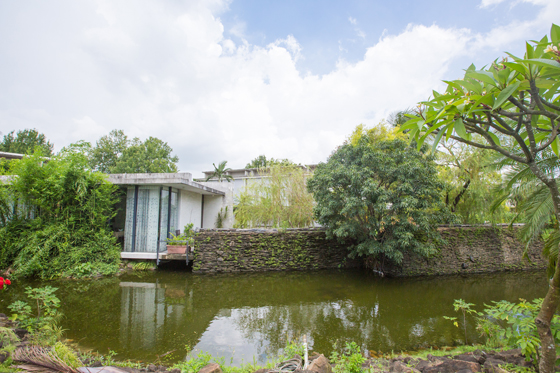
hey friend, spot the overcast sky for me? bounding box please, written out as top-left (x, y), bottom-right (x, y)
top-left (0, 0), bottom-right (557, 176)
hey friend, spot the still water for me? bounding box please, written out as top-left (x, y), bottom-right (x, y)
top-left (0, 269), bottom-right (546, 365)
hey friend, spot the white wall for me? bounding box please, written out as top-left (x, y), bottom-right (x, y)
top-left (199, 181), bottom-right (234, 228)
top-left (178, 190), bottom-right (202, 230)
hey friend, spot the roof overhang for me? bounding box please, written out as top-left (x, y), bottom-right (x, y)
top-left (107, 173), bottom-right (225, 196)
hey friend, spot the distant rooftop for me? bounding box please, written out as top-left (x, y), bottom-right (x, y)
top-left (107, 172), bottom-right (225, 196)
top-left (202, 164), bottom-right (317, 180)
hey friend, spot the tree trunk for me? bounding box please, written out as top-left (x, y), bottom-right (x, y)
top-left (529, 163), bottom-right (560, 373)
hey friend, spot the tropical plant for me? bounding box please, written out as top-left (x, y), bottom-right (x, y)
top-left (402, 24), bottom-right (560, 373)
top-left (205, 161), bottom-right (233, 182)
top-left (234, 164), bottom-right (314, 228)
top-left (329, 342), bottom-right (365, 373)
top-left (215, 206), bottom-right (229, 228)
top-left (443, 299), bottom-right (478, 345)
top-left (308, 126), bottom-right (454, 268)
top-left (0, 149), bottom-right (121, 279)
top-left (0, 129), bottom-right (53, 156)
top-left (166, 223), bottom-right (195, 246)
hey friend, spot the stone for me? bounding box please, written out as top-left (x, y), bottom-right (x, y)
top-left (252, 369), bottom-right (269, 373)
top-left (14, 328), bottom-right (29, 340)
top-left (168, 369), bottom-right (181, 373)
top-left (423, 360), bottom-right (481, 373)
top-left (91, 361), bottom-right (104, 367)
top-left (197, 363), bottom-right (222, 373)
top-left (0, 313), bottom-right (6, 318)
top-left (454, 354), bottom-right (482, 364)
top-left (77, 367), bottom-right (129, 373)
top-left (483, 358), bottom-right (508, 373)
top-left (390, 361), bottom-right (420, 373)
top-left (0, 351), bottom-right (8, 364)
top-left (307, 354), bottom-right (332, 373)
top-left (147, 364), bottom-right (157, 372)
top-left (413, 360), bottom-right (431, 371)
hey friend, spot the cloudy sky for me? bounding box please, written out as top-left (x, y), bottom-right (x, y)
top-left (0, 0), bottom-right (558, 176)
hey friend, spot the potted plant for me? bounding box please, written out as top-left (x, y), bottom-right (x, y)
top-left (166, 223), bottom-right (195, 254)
top-left (166, 232), bottom-right (187, 254)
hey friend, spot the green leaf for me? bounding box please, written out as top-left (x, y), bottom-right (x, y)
top-left (526, 42), bottom-right (534, 59)
top-left (521, 58), bottom-right (560, 70)
top-left (454, 118), bottom-right (468, 140)
top-left (492, 82), bottom-right (521, 110)
top-left (432, 124), bottom-right (448, 153)
top-left (551, 23), bottom-right (560, 44)
top-left (504, 62), bottom-right (528, 76)
top-left (488, 132), bottom-right (501, 146)
top-left (467, 70), bottom-right (497, 86)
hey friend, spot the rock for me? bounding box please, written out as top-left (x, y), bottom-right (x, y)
top-left (413, 360), bottom-right (431, 371)
top-left (0, 351), bottom-right (9, 364)
top-left (423, 360), bottom-right (481, 373)
top-left (197, 363), bottom-right (222, 373)
top-left (168, 369), bottom-right (181, 373)
top-left (307, 354), bottom-right (332, 373)
top-left (14, 328), bottom-right (29, 340)
top-left (462, 263), bottom-right (469, 269)
top-left (148, 364), bottom-right (157, 372)
top-left (78, 367), bottom-right (129, 373)
top-left (494, 349), bottom-right (528, 366)
top-left (390, 361), bottom-right (420, 373)
top-left (90, 361), bottom-right (103, 367)
top-left (454, 354), bottom-right (482, 364)
top-left (252, 369), bottom-right (269, 373)
top-left (0, 313), bottom-right (6, 318)
top-left (483, 358), bottom-right (508, 373)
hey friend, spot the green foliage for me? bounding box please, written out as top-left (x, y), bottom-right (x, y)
top-left (172, 351), bottom-right (214, 373)
top-left (89, 129), bottom-right (129, 173)
top-left (329, 342), bottom-right (365, 373)
top-left (245, 155), bottom-right (296, 169)
top-left (111, 136), bottom-right (178, 173)
top-left (280, 340), bottom-right (305, 361)
top-left (53, 342), bottom-right (82, 369)
top-left (308, 133), bottom-right (454, 265)
top-left (437, 140), bottom-right (513, 224)
top-left (477, 299), bottom-right (557, 362)
top-left (131, 261), bottom-right (156, 271)
top-left (0, 129), bottom-right (53, 156)
top-left (443, 299), bottom-right (478, 345)
top-left (234, 164), bottom-right (314, 228)
top-left (167, 223), bottom-right (195, 246)
top-left (205, 161), bottom-right (233, 182)
top-left (215, 207), bottom-right (228, 228)
top-left (0, 150), bottom-right (121, 279)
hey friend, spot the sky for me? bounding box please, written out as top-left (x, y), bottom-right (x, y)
top-left (0, 0), bottom-right (558, 176)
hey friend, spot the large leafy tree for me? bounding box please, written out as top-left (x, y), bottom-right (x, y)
top-left (307, 127), bottom-right (452, 268)
top-left (402, 24), bottom-right (560, 373)
top-left (245, 155), bottom-right (295, 169)
top-left (90, 130), bottom-right (129, 173)
top-left (0, 129), bottom-right (53, 156)
top-left (90, 132), bottom-right (178, 174)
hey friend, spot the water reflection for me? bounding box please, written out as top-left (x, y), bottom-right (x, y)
top-left (0, 270), bottom-right (547, 365)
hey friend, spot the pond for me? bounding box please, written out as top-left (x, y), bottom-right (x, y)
top-left (0, 269), bottom-right (546, 365)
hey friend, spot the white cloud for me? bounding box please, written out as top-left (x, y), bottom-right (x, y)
top-left (479, 0), bottom-right (509, 8)
top-left (348, 17), bottom-right (357, 25)
top-left (0, 0), bottom-right (556, 177)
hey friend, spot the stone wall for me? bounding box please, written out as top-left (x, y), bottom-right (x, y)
top-left (192, 225), bottom-right (547, 275)
top-left (192, 228), bottom-right (359, 273)
top-left (383, 225), bottom-right (546, 277)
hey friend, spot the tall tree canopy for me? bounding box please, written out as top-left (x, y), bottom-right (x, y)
top-left (308, 125), bottom-right (453, 268)
top-left (0, 129), bottom-right (53, 156)
top-left (402, 24), bottom-right (560, 373)
top-left (89, 131), bottom-right (178, 173)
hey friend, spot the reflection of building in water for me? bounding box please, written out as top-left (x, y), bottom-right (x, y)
top-left (119, 282), bottom-right (188, 351)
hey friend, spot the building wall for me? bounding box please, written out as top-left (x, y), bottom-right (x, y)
top-left (178, 190), bottom-right (202, 230)
top-left (199, 181), bottom-right (234, 228)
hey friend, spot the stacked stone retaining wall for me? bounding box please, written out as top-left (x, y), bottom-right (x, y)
top-left (192, 225), bottom-right (547, 275)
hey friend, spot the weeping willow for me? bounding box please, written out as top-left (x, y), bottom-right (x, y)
top-left (233, 165), bottom-right (314, 228)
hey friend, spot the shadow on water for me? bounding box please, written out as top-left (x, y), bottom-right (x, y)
top-left (0, 269), bottom-right (547, 365)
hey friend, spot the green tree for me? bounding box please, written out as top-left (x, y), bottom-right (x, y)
top-left (111, 136), bottom-right (178, 173)
top-left (402, 24), bottom-right (560, 372)
top-left (245, 155), bottom-right (295, 169)
top-left (90, 129), bottom-right (128, 173)
top-left (307, 130), bottom-right (452, 268)
top-left (0, 129), bottom-right (53, 156)
top-left (0, 148), bottom-right (121, 279)
top-left (437, 140), bottom-right (512, 223)
top-left (205, 160), bottom-right (233, 182)
top-left (234, 164), bottom-right (314, 228)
